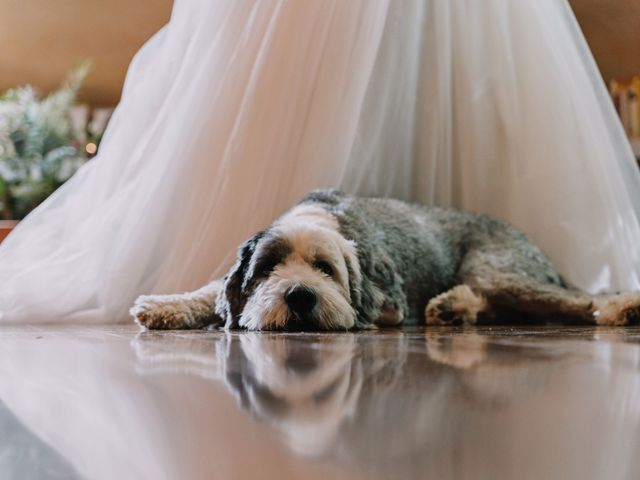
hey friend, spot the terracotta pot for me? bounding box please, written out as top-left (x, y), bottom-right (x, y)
top-left (0, 220), bottom-right (18, 243)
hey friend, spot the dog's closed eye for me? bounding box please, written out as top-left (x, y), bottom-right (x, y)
top-left (256, 260), bottom-right (279, 277)
top-left (243, 256), bottom-right (281, 291)
top-left (252, 238), bottom-right (293, 279)
top-left (313, 260), bottom-right (334, 277)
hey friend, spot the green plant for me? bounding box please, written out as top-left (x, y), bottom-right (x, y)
top-left (0, 61), bottom-right (103, 219)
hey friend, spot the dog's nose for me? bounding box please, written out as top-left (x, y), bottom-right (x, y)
top-left (285, 286), bottom-right (317, 316)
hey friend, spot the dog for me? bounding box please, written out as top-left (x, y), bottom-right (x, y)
top-left (131, 189), bottom-right (640, 330)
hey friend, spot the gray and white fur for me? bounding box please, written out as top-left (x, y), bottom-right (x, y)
top-left (131, 190), bottom-right (640, 330)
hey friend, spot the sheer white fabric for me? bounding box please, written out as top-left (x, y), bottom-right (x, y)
top-left (2, 0), bottom-right (640, 324)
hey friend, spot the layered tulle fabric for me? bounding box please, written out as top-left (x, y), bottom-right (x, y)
top-left (2, 0), bottom-right (640, 323)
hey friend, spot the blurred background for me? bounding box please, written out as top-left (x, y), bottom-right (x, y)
top-left (0, 0), bottom-right (637, 107)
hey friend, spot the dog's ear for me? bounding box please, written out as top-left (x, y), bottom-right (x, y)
top-left (346, 244), bottom-right (407, 327)
top-left (347, 249), bottom-right (381, 326)
top-left (343, 250), bottom-right (367, 321)
top-left (215, 231), bottom-right (265, 328)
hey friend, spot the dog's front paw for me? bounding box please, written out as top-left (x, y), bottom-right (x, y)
top-left (425, 285), bottom-right (489, 326)
top-left (594, 293), bottom-right (640, 326)
top-left (130, 294), bottom-right (202, 330)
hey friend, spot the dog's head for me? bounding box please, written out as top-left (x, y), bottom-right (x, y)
top-left (215, 204), bottom-right (362, 330)
top-left (222, 333), bottom-right (363, 456)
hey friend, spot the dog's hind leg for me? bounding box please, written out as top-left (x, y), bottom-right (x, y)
top-left (131, 279), bottom-right (224, 330)
top-left (447, 269), bottom-right (640, 326)
top-left (470, 271), bottom-right (640, 326)
top-left (426, 249), bottom-right (640, 326)
top-left (460, 271), bottom-right (597, 323)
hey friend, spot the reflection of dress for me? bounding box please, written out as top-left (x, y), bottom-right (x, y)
top-left (1, 0), bottom-right (640, 323)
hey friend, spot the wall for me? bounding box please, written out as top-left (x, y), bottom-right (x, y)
top-left (570, 0), bottom-right (640, 82)
top-left (0, 0), bottom-right (172, 106)
top-left (0, 0), bottom-right (637, 106)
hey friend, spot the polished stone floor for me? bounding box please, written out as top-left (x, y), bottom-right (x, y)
top-left (1, 325), bottom-right (640, 480)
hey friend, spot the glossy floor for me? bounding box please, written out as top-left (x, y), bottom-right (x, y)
top-left (1, 325), bottom-right (640, 480)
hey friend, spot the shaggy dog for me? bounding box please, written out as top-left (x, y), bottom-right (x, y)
top-left (131, 190), bottom-right (640, 330)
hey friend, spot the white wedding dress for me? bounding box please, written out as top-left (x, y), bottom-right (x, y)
top-left (1, 0), bottom-right (640, 324)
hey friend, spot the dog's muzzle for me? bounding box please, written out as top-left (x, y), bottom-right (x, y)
top-left (285, 285), bottom-right (318, 327)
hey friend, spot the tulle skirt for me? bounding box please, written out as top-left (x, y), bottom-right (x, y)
top-left (2, 0), bottom-right (640, 323)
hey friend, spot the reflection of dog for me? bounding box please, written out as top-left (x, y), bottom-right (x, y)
top-left (131, 330), bottom-right (559, 460)
top-left (132, 331), bottom-right (413, 457)
top-left (131, 190), bottom-right (640, 330)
